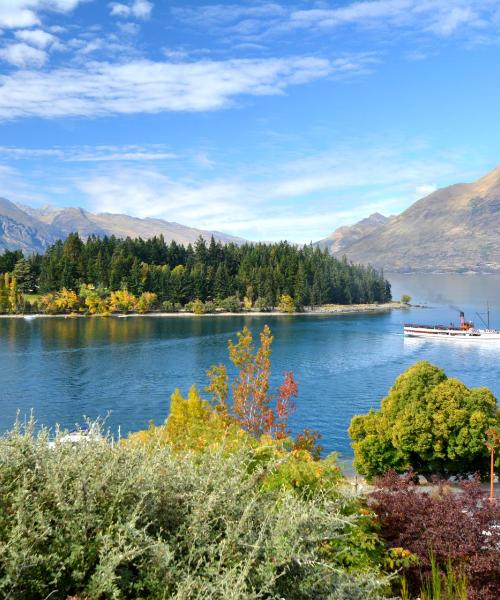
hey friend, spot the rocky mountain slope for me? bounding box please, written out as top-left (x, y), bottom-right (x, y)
top-left (317, 212), bottom-right (390, 254)
top-left (316, 166), bottom-right (500, 273)
top-left (1, 200), bottom-right (246, 254)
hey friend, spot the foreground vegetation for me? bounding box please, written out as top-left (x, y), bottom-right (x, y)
top-left (0, 233), bottom-right (391, 315)
top-left (0, 326), bottom-right (498, 598)
top-left (0, 326), bottom-right (390, 599)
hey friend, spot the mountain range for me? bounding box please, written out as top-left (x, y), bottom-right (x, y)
top-left (0, 198), bottom-right (245, 254)
top-left (316, 165), bottom-right (500, 273)
top-left (2, 165), bottom-right (500, 272)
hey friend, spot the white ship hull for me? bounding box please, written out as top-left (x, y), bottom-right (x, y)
top-left (404, 326), bottom-right (500, 341)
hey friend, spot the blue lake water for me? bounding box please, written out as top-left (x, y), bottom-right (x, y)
top-left (0, 273), bottom-right (499, 458)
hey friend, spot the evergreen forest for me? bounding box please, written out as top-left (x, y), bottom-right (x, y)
top-left (0, 233), bottom-right (391, 314)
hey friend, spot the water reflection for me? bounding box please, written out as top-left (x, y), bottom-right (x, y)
top-left (1, 275), bottom-right (499, 455)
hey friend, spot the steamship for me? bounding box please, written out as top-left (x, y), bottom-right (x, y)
top-left (404, 311), bottom-right (500, 341)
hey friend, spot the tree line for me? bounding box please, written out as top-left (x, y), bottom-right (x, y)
top-left (0, 233), bottom-right (391, 312)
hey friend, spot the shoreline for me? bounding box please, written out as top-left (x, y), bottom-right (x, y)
top-left (0, 301), bottom-right (405, 319)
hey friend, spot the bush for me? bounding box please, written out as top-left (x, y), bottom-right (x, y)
top-left (254, 296), bottom-right (272, 312)
top-left (161, 300), bottom-right (180, 313)
top-left (202, 300), bottom-right (217, 313)
top-left (218, 295), bottom-right (241, 313)
top-left (349, 361), bottom-right (499, 479)
top-left (185, 298), bottom-right (205, 315)
top-left (370, 471), bottom-right (500, 600)
top-left (0, 423), bottom-right (390, 599)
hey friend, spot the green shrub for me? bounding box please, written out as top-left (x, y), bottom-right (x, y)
top-left (162, 300), bottom-right (180, 313)
top-left (254, 296), bottom-right (273, 312)
top-left (0, 422), bottom-right (390, 599)
top-left (202, 300), bottom-right (217, 313)
top-left (218, 295), bottom-right (241, 312)
top-left (349, 361), bottom-right (499, 479)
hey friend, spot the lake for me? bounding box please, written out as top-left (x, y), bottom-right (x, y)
top-left (1, 273), bottom-right (499, 458)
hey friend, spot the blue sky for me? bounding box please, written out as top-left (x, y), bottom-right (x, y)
top-left (0, 0), bottom-right (500, 242)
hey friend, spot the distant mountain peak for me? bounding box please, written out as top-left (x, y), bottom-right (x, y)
top-left (316, 212), bottom-right (389, 254)
top-left (0, 199), bottom-right (247, 254)
top-left (315, 165), bottom-right (500, 273)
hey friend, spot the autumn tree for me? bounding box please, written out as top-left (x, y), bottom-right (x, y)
top-left (0, 273), bottom-right (11, 313)
top-left (54, 288), bottom-right (79, 313)
top-left (136, 291), bottom-right (158, 314)
top-left (206, 325), bottom-right (298, 439)
top-left (79, 284), bottom-right (110, 315)
top-left (278, 294), bottom-right (296, 313)
top-left (0, 273), bottom-right (23, 313)
top-left (109, 290), bottom-right (137, 313)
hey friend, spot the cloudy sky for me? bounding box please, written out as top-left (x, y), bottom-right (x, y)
top-left (0, 0), bottom-right (499, 242)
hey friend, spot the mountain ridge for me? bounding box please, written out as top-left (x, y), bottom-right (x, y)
top-left (315, 165), bottom-right (500, 273)
top-left (0, 200), bottom-right (247, 254)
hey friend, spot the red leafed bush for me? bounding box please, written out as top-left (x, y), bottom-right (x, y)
top-left (369, 470), bottom-right (500, 600)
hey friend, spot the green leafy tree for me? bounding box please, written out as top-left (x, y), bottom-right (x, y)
top-left (349, 361), bottom-right (499, 479)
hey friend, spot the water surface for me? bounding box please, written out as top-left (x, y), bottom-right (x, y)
top-left (1, 274), bottom-right (499, 457)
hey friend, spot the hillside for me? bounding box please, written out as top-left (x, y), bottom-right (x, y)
top-left (0, 200), bottom-right (246, 254)
top-left (317, 212), bottom-right (390, 254)
top-left (316, 166), bottom-right (500, 273)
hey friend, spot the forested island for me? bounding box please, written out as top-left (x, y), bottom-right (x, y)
top-left (0, 234), bottom-right (391, 314)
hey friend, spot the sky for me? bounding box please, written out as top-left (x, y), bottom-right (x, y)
top-left (0, 0), bottom-right (500, 243)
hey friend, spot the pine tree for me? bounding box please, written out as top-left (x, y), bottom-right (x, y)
top-left (13, 259), bottom-right (37, 293)
top-left (0, 274), bottom-right (8, 313)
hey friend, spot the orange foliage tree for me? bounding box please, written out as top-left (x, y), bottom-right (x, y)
top-left (206, 325), bottom-right (298, 439)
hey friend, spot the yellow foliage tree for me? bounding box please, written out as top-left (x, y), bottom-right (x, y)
top-left (54, 288), bottom-right (80, 313)
top-left (187, 299), bottom-right (205, 315)
top-left (127, 385), bottom-right (245, 453)
top-left (278, 294), bottom-right (296, 313)
top-left (109, 290), bottom-right (137, 313)
top-left (136, 292), bottom-right (158, 314)
top-left (40, 292), bottom-right (58, 314)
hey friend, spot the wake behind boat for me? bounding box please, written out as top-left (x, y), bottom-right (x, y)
top-left (404, 311), bottom-right (500, 341)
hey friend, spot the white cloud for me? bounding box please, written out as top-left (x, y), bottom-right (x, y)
top-left (68, 148), bottom-right (177, 162)
top-left (0, 0), bottom-right (84, 29)
top-left (15, 28), bottom-right (57, 48)
top-left (110, 0), bottom-right (153, 20)
top-left (69, 140), bottom-right (474, 242)
top-left (175, 1), bottom-right (497, 42)
top-left (0, 144), bottom-right (177, 162)
top-left (426, 6), bottom-right (478, 36)
top-left (0, 42), bottom-right (47, 67)
top-left (416, 184), bottom-right (437, 197)
top-left (0, 56), bottom-right (333, 119)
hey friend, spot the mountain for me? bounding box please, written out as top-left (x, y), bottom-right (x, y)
top-left (316, 166), bottom-right (500, 273)
top-left (317, 212), bottom-right (390, 254)
top-left (0, 201), bottom-right (247, 254)
top-left (0, 198), bottom-right (62, 254)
